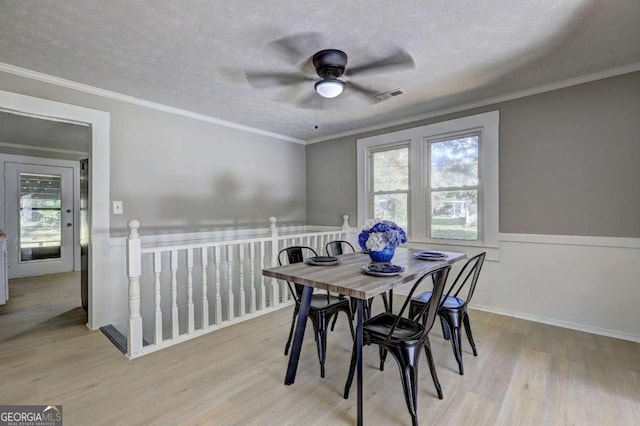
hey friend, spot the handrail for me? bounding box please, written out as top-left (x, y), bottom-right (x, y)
top-left (126, 215), bottom-right (353, 358)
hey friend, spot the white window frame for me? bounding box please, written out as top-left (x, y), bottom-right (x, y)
top-left (357, 111), bottom-right (499, 248)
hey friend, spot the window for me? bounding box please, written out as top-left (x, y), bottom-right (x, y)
top-left (357, 111), bottom-right (498, 247)
top-left (427, 134), bottom-right (479, 241)
top-left (370, 145), bottom-right (409, 231)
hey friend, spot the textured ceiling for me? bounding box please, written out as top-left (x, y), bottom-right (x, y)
top-left (0, 0), bottom-right (638, 142)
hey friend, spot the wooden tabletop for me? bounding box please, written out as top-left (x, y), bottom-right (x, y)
top-left (262, 248), bottom-right (466, 300)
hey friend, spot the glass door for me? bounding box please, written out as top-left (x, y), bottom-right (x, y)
top-left (19, 172), bottom-right (64, 261)
top-left (5, 162), bottom-right (74, 278)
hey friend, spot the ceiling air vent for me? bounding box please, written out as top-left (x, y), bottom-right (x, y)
top-left (374, 88), bottom-right (403, 102)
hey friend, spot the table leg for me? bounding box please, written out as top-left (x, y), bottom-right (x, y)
top-left (284, 285), bottom-right (313, 385)
top-left (355, 298), bottom-right (364, 426)
top-left (388, 289), bottom-right (393, 313)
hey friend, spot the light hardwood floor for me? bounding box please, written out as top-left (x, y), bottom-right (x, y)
top-left (1, 273), bottom-right (638, 425)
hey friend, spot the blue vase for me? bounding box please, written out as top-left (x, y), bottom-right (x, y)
top-left (369, 247), bottom-right (395, 263)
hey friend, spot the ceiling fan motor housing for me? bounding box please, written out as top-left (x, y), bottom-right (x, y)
top-left (313, 49), bottom-right (348, 78)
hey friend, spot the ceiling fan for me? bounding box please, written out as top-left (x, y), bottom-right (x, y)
top-left (245, 33), bottom-right (415, 108)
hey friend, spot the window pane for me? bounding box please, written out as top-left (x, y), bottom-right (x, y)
top-left (372, 147), bottom-right (409, 191)
top-left (430, 190), bottom-right (477, 240)
top-left (374, 193), bottom-right (408, 231)
top-left (19, 173), bottom-right (62, 261)
top-left (431, 136), bottom-right (478, 188)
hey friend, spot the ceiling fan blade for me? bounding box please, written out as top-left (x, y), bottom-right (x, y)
top-left (268, 32), bottom-right (324, 65)
top-left (295, 91), bottom-right (327, 110)
top-left (345, 81), bottom-right (380, 104)
top-left (346, 81), bottom-right (381, 100)
top-left (245, 71), bottom-right (310, 89)
top-left (346, 49), bottom-right (415, 77)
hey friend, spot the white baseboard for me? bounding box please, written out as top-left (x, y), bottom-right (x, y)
top-left (470, 304), bottom-right (640, 343)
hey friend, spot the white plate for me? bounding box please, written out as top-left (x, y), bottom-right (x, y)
top-left (361, 263), bottom-right (405, 277)
top-left (412, 251), bottom-right (447, 260)
top-left (305, 256), bottom-right (340, 266)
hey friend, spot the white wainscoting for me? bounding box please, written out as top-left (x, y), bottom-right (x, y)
top-left (402, 233), bottom-right (640, 343)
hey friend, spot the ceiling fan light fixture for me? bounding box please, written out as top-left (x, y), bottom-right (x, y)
top-left (315, 78), bottom-right (345, 98)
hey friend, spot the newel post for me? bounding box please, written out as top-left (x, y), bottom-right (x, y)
top-left (127, 219), bottom-right (143, 358)
top-left (269, 216), bottom-right (280, 307)
top-left (342, 214), bottom-right (352, 245)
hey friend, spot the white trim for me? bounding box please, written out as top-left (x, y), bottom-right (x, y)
top-left (0, 62), bottom-right (305, 145)
top-left (470, 304), bottom-right (640, 343)
top-left (0, 89), bottom-right (110, 330)
top-left (0, 141), bottom-right (88, 156)
top-left (499, 233), bottom-right (640, 249)
top-left (307, 62), bottom-right (640, 144)
top-left (357, 111), bottom-right (499, 248)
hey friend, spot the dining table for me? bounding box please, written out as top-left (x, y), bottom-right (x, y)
top-left (262, 247), bottom-right (466, 426)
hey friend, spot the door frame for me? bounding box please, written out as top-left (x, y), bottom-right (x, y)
top-left (0, 89), bottom-right (110, 330)
top-left (3, 157), bottom-right (80, 277)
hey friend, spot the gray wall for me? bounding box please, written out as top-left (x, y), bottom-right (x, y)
top-left (0, 71), bottom-right (307, 236)
top-left (307, 71), bottom-right (640, 238)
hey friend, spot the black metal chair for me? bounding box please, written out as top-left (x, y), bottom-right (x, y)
top-left (278, 246), bottom-right (354, 378)
top-left (409, 252), bottom-right (486, 375)
top-left (343, 265), bottom-right (452, 426)
top-left (325, 240), bottom-right (391, 320)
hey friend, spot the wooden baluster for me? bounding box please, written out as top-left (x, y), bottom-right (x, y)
top-left (259, 241), bottom-right (266, 311)
top-left (226, 245), bottom-right (234, 320)
top-left (154, 252), bottom-right (162, 345)
top-left (342, 214), bottom-right (351, 243)
top-left (170, 250), bottom-right (179, 339)
top-left (249, 242), bottom-right (256, 314)
top-left (214, 246), bottom-right (222, 324)
top-left (238, 243), bottom-right (246, 317)
top-left (186, 248), bottom-right (195, 334)
top-left (201, 247), bottom-right (209, 329)
top-left (126, 220), bottom-right (143, 358)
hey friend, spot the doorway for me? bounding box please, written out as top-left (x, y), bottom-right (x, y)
top-left (0, 89), bottom-right (110, 329)
top-left (5, 161), bottom-right (77, 277)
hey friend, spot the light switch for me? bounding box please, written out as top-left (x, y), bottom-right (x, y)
top-left (112, 200), bottom-right (123, 215)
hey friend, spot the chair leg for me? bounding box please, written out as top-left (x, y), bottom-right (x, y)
top-left (379, 347), bottom-right (388, 371)
top-left (380, 292), bottom-right (390, 312)
top-left (330, 313), bottom-right (339, 331)
top-left (440, 316), bottom-right (451, 340)
top-left (315, 311), bottom-right (328, 378)
top-left (462, 313), bottom-right (478, 356)
top-left (449, 323), bottom-right (464, 375)
top-left (386, 345), bottom-right (421, 426)
top-left (345, 308), bottom-right (355, 340)
top-left (284, 307), bottom-right (299, 355)
top-left (364, 299), bottom-right (373, 321)
top-left (423, 337), bottom-right (443, 399)
top-left (343, 339), bottom-right (357, 399)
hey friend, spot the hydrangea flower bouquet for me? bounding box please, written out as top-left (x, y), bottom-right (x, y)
top-left (358, 220), bottom-right (407, 262)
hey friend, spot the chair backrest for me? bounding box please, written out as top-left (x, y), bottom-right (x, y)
top-left (387, 264), bottom-right (451, 344)
top-left (444, 252), bottom-right (486, 307)
top-left (325, 240), bottom-right (355, 256)
top-left (277, 246), bottom-right (318, 303)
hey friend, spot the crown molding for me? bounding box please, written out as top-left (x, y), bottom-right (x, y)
top-left (305, 62), bottom-right (640, 144)
top-left (0, 63), bottom-right (305, 145)
top-left (2, 61), bottom-right (638, 146)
